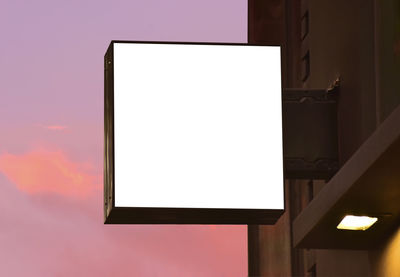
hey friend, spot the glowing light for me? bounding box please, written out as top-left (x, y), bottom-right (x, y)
top-left (337, 215), bottom-right (378, 231)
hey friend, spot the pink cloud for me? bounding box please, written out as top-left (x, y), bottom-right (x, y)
top-left (0, 148), bottom-right (247, 276)
top-left (0, 174), bottom-right (247, 277)
top-left (35, 124), bottom-right (68, 130)
top-left (0, 149), bottom-right (100, 197)
top-left (44, 125), bottom-right (68, 130)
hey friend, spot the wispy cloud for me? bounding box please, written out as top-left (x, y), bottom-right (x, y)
top-left (44, 125), bottom-right (68, 130)
top-left (0, 173), bottom-right (247, 277)
top-left (0, 149), bottom-right (100, 198)
top-left (35, 124), bottom-right (68, 131)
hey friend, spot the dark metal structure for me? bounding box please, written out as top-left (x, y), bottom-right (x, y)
top-left (282, 87), bottom-right (339, 180)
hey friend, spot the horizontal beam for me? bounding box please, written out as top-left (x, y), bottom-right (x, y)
top-left (293, 104), bottom-right (400, 249)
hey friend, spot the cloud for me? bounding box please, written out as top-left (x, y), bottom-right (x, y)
top-left (34, 124), bottom-right (68, 131)
top-left (0, 173), bottom-right (247, 277)
top-left (0, 150), bottom-right (247, 276)
top-left (44, 125), bottom-right (68, 130)
top-left (0, 149), bottom-right (100, 197)
top-left (35, 124), bottom-right (68, 131)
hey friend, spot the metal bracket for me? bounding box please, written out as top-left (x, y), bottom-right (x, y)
top-left (283, 82), bottom-right (339, 180)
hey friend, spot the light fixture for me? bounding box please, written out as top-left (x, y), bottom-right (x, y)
top-left (337, 215), bottom-right (378, 231)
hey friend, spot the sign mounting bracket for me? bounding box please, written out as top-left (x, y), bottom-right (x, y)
top-left (282, 80), bottom-right (340, 180)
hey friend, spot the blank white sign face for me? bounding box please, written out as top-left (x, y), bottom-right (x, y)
top-left (113, 42), bottom-right (283, 210)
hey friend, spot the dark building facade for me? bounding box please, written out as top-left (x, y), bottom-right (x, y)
top-left (248, 0), bottom-right (400, 276)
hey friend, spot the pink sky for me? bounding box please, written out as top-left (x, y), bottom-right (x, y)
top-left (0, 0), bottom-right (248, 276)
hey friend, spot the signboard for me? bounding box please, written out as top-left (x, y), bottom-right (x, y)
top-left (104, 41), bottom-right (284, 224)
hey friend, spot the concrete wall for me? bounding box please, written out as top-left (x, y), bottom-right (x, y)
top-left (369, 1), bottom-right (400, 275)
top-left (307, 0), bottom-right (400, 276)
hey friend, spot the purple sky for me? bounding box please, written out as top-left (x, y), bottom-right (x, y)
top-left (0, 0), bottom-right (248, 276)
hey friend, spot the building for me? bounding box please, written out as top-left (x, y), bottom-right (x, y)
top-left (248, 0), bottom-right (400, 276)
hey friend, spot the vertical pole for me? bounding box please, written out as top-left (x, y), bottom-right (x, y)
top-left (247, 225), bottom-right (260, 276)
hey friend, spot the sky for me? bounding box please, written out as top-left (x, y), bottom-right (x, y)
top-left (0, 0), bottom-right (248, 276)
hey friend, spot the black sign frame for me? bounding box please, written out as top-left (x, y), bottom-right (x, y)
top-left (104, 40), bottom-right (285, 224)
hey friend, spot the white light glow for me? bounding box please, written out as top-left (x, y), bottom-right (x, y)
top-left (113, 42), bottom-right (283, 210)
top-left (337, 215), bottom-right (378, 231)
